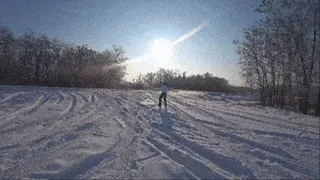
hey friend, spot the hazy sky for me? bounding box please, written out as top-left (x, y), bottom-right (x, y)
top-left (0, 0), bottom-right (263, 86)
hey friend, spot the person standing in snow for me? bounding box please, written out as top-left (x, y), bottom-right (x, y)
top-left (158, 82), bottom-right (168, 107)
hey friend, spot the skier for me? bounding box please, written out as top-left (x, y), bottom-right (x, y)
top-left (158, 82), bottom-right (168, 107)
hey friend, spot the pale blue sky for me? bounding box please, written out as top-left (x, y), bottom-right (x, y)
top-left (0, 0), bottom-right (263, 85)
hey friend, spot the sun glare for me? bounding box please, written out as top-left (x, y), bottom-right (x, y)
top-left (150, 39), bottom-right (173, 62)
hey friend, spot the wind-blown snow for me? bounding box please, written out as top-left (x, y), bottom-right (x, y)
top-left (0, 85), bottom-right (319, 179)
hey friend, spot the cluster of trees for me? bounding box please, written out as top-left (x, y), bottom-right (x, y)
top-left (0, 26), bottom-right (245, 94)
top-left (0, 26), bottom-right (127, 88)
top-left (234, 0), bottom-right (320, 115)
top-left (133, 68), bottom-right (235, 93)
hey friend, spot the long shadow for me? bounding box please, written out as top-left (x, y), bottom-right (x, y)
top-left (152, 106), bottom-right (256, 179)
top-left (158, 107), bottom-right (174, 131)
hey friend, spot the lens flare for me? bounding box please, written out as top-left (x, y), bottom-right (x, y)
top-left (109, 20), bottom-right (210, 71)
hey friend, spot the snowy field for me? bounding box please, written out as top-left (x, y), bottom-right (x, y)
top-left (0, 85), bottom-right (319, 179)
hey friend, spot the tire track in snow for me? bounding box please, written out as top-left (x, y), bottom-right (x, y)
top-left (165, 94), bottom-right (319, 178)
top-left (2, 91), bottom-right (148, 178)
top-left (61, 92), bottom-right (77, 115)
top-left (29, 137), bottom-right (122, 179)
top-left (57, 91), bottom-right (99, 119)
top-left (1, 103), bottom-right (96, 137)
top-left (0, 93), bottom-right (44, 121)
top-left (29, 90), bottom-right (103, 138)
top-left (171, 95), bottom-right (318, 136)
top-left (253, 129), bottom-right (319, 146)
top-left (182, 95), bottom-right (318, 132)
top-left (208, 126), bottom-right (295, 159)
top-left (138, 95), bottom-right (253, 179)
top-left (0, 144), bottom-right (20, 151)
top-left (0, 93), bottom-right (55, 134)
top-left (0, 92), bottom-right (26, 105)
top-left (29, 93), bottom-right (55, 113)
top-left (248, 149), bottom-right (318, 178)
top-left (25, 98), bottom-right (116, 155)
top-left (168, 98), bottom-right (295, 159)
top-left (26, 93), bottom-right (48, 112)
top-left (30, 109), bottom-right (106, 150)
top-left (74, 91), bottom-right (89, 103)
top-left (144, 137), bottom-right (227, 179)
top-left (112, 92), bottom-right (206, 178)
top-left (141, 139), bottom-right (200, 179)
top-left (55, 92), bottom-right (64, 104)
top-left (137, 98), bottom-right (209, 141)
top-left (204, 103), bottom-right (319, 135)
top-left (180, 94), bottom-right (316, 130)
top-left (151, 94), bottom-right (299, 166)
top-left (135, 140), bottom-right (161, 163)
top-left (141, 97), bottom-right (213, 142)
top-left (150, 121), bottom-right (256, 179)
top-left (194, 100), bottom-right (317, 131)
top-left (72, 95), bottom-right (148, 178)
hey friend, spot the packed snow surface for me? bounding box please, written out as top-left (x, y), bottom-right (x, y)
top-left (0, 85), bottom-right (319, 179)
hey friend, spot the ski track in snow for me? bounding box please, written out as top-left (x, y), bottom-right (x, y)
top-left (0, 86), bottom-right (319, 179)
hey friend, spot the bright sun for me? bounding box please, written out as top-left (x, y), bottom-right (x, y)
top-left (150, 39), bottom-right (173, 62)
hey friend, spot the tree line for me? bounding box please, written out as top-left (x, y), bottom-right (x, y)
top-left (132, 68), bottom-right (249, 93)
top-left (0, 26), bottom-right (127, 88)
top-left (0, 25), bottom-right (249, 94)
top-left (234, 0), bottom-right (320, 116)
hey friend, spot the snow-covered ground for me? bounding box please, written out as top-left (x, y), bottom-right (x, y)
top-left (0, 85), bottom-right (319, 179)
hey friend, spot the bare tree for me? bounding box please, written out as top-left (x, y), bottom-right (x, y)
top-left (0, 26), bottom-right (128, 89)
top-left (0, 26), bottom-right (14, 82)
top-left (235, 0), bottom-right (320, 115)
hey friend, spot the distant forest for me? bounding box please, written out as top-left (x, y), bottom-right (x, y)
top-left (0, 27), bottom-right (127, 88)
top-left (234, 0), bottom-right (319, 116)
top-left (131, 69), bottom-right (246, 93)
top-left (0, 26), bottom-right (243, 93)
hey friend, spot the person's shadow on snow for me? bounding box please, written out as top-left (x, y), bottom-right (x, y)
top-left (158, 107), bottom-right (174, 131)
